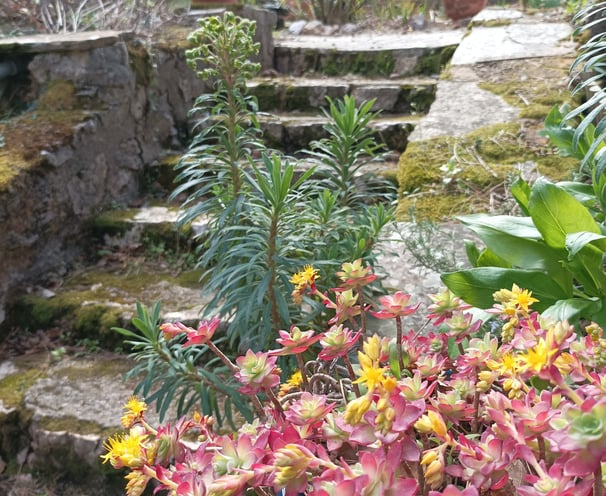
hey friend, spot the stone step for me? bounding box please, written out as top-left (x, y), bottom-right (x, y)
top-left (92, 205), bottom-right (209, 253)
top-left (273, 29), bottom-right (464, 77)
top-left (4, 260), bottom-right (210, 350)
top-left (259, 112), bottom-right (419, 153)
top-left (248, 75), bottom-right (437, 114)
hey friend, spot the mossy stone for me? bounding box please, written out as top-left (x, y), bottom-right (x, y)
top-left (0, 110), bottom-right (90, 192)
top-left (37, 80), bottom-right (77, 111)
top-left (0, 369), bottom-right (44, 409)
top-left (397, 121), bottom-right (579, 221)
top-left (414, 46), bottom-right (457, 76)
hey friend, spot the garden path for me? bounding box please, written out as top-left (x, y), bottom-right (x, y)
top-left (0, 6), bottom-right (577, 494)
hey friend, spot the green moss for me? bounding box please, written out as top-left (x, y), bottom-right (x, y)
top-left (397, 121), bottom-right (579, 221)
top-left (320, 50), bottom-right (395, 77)
top-left (37, 80), bottom-right (77, 111)
top-left (414, 46), bottom-right (457, 76)
top-left (154, 24), bottom-right (195, 52)
top-left (7, 267), bottom-right (203, 347)
top-left (0, 110), bottom-right (90, 192)
top-left (54, 358), bottom-right (131, 381)
top-left (0, 369), bottom-right (44, 408)
top-left (37, 415), bottom-right (109, 436)
top-left (127, 42), bottom-right (154, 86)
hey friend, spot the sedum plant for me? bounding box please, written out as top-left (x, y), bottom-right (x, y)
top-left (106, 262), bottom-right (606, 496)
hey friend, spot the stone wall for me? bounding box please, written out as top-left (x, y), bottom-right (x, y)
top-left (0, 8), bottom-right (275, 327)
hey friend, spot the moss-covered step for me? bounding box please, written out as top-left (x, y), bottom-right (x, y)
top-left (0, 352), bottom-right (178, 489)
top-left (5, 264), bottom-right (209, 350)
top-left (92, 205), bottom-right (208, 253)
top-left (273, 30), bottom-right (462, 77)
top-left (259, 113), bottom-right (419, 154)
top-left (248, 75), bottom-right (437, 114)
top-left (396, 121), bottom-right (580, 221)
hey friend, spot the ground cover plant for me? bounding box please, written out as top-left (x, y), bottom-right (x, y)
top-left (105, 261), bottom-right (606, 495)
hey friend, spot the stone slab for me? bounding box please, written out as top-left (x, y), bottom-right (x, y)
top-left (408, 80), bottom-right (519, 141)
top-left (274, 29), bottom-right (465, 52)
top-left (0, 30), bottom-right (133, 54)
top-left (472, 7), bottom-right (524, 23)
top-left (451, 22), bottom-right (574, 65)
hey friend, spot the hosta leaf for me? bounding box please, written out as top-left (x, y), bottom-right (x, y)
top-left (528, 178), bottom-right (600, 249)
top-left (441, 267), bottom-right (572, 310)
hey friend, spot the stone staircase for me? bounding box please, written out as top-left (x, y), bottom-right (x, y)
top-left (0, 7), bottom-right (577, 494)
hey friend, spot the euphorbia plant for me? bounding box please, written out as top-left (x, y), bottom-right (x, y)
top-left (105, 260), bottom-right (606, 495)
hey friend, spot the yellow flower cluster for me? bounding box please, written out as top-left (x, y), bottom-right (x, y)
top-left (290, 265), bottom-right (319, 304)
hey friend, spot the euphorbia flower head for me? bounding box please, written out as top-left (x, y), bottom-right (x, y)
top-left (318, 324), bottom-right (361, 360)
top-left (269, 325), bottom-right (322, 356)
top-left (235, 350), bottom-right (281, 394)
top-left (335, 258), bottom-right (378, 290)
top-left (371, 291), bottom-right (419, 319)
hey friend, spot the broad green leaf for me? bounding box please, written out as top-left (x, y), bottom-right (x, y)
top-left (465, 240), bottom-right (481, 267)
top-left (441, 267), bottom-right (572, 310)
top-left (566, 231), bottom-right (606, 258)
top-left (458, 214), bottom-right (566, 274)
top-left (528, 178), bottom-right (600, 249)
top-left (476, 248), bottom-right (511, 268)
top-left (458, 214), bottom-right (541, 240)
top-left (541, 297), bottom-right (602, 325)
top-left (510, 177), bottom-right (531, 215)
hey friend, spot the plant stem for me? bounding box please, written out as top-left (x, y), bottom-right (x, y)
top-left (471, 368), bottom-right (480, 433)
top-left (596, 463), bottom-right (604, 496)
top-left (343, 353), bottom-right (361, 397)
top-left (296, 353), bottom-right (310, 390)
top-left (207, 341), bottom-right (266, 420)
top-left (396, 316), bottom-right (404, 372)
top-left (358, 288), bottom-right (367, 335)
top-left (265, 387), bottom-right (285, 416)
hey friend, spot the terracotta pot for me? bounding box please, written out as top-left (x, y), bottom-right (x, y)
top-left (442, 0), bottom-right (487, 21)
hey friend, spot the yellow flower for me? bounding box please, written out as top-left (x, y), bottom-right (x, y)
top-left (414, 410), bottom-right (448, 438)
top-left (101, 427), bottom-right (149, 469)
top-left (344, 394), bottom-right (372, 425)
top-left (511, 284), bottom-right (539, 312)
top-left (279, 370), bottom-right (304, 397)
top-left (121, 396), bottom-right (147, 428)
top-left (290, 265), bottom-right (319, 290)
top-left (353, 352), bottom-right (386, 392)
top-left (486, 352), bottom-right (519, 377)
top-left (125, 470), bottom-right (150, 496)
top-left (518, 338), bottom-right (558, 374)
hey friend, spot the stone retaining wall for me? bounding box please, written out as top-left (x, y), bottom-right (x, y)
top-left (0, 7), bottom-right (275, 329)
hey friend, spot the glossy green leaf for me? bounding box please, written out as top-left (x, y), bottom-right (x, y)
top-left (541, 297), bottom-right (602, 325)
top-left (441, 267), bottom-right (572, 310)
top-left (528, 178), bottom-right (600, 249)
top-left (566, 231), bottom-right (606, 258)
